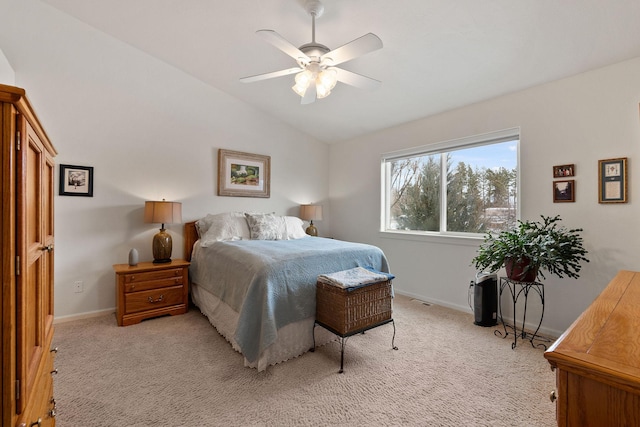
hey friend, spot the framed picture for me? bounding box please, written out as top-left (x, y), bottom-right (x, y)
top-left (218, 149), bottom-right (270, 198)
top-left (553, 180), bottom-right (575, 203)
top-left (59, 164), bottom-right (94, 197)
top-left (553, 164), bottom-right (575, 178)
top-left (598, 157), bottom-right (627, 203)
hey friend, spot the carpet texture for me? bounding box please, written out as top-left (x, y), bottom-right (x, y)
top-left (53, 294), bottom-right (556, 426)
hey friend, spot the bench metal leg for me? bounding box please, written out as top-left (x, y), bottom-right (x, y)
top-left (314, 319), bottom-right (398, 374)
top-left (339, 337), bottom-right (346, 374)
top-left (339, 320), bottom-right (398, 374)
top-left (391, 319), bottom-right (398, 350)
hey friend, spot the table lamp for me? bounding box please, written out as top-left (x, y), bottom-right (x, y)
top-left (300, 204), bottom-right (323, 236)
top-left (144, 199), bottom-right (182, 263)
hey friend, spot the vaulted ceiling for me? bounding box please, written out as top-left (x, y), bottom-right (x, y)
top-left (42, 0), bottom-right (640, 143)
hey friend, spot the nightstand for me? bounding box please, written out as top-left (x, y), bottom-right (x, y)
top-left (113, 259), bottom-right (190, 326)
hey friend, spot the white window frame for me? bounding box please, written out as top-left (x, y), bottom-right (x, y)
top-left (380, 127), bottom-right (521, 242)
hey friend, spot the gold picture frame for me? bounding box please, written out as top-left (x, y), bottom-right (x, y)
top-left (218, 149), bottom-right (270, 198)
top-left (598, 157), bottom-right (627, 203)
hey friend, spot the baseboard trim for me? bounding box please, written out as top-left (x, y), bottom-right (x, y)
top-left (54, 308), bottom-right (115, 324)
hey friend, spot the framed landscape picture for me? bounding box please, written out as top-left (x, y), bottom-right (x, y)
top-left (218, 149), bottom-right (270, 198)
top-left (59, 164), bottom-right (94, 197)
top-left (553, 180), bottom-right (575, 203)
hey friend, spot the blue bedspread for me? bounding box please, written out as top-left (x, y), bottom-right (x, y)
top-left (189, 236), bottom-right (390, 363)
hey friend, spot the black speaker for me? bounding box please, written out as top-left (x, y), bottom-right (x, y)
top-left (474, 273), bottom-right (497, 327)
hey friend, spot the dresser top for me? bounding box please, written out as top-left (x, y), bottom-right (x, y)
top-left (545, 270), bottom-right (640, 387)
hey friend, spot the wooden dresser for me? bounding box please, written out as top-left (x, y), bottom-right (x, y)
top-left (544, 270), bottom-right (640, 426)
top-left (1, 84), bottom-right (58, 426)
top-left (113, 260), bottom-right (190, 326)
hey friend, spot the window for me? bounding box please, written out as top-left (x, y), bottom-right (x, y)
top-left (381, 129), bottom-right (519, 236)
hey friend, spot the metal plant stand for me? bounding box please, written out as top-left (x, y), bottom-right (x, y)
top-left (495, 277), bottom-right (549, 350)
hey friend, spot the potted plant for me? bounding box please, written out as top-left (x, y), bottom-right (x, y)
top-left (471, 215), bottom-right (589, 281)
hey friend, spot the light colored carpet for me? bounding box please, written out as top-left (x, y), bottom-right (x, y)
top-left (53, 294), bottom-right (556, 426)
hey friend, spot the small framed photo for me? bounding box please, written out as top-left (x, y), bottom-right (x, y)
top-left (553, 164), bottom-right (575, 178)
top-left (553, 180), bottom-right (575, 203)
top-left (598, 157), bottom-right (628, 203)
top-left (218, 149), bottom-right (270, 198)
top-left (59, 164), bottom-right (94, 197)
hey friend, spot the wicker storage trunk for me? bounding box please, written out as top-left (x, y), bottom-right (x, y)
top-left (316, 279), bottom-right (393, 336)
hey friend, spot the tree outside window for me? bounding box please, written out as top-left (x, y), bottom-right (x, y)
top-left (383, 136), bottom-right (518, 235)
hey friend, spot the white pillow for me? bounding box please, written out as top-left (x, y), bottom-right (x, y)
top-left (198, 212), bottom-right (251, 246)
top-left (284, 216), bottom-right (307, 239)
top-left (195, 215), bottom-right (215, 237)
top-left (245, 213), bottom-right (286, 240)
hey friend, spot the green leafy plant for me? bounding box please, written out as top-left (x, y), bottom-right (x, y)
top-left (471, 215), bottom-right (589, 280)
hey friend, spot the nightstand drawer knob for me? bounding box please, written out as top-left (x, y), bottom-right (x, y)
top-left (550, 390), bottom-right (557, 402)
top-left (148, 295), bottom-right (164, 303)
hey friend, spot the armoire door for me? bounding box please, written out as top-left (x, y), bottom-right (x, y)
top-left (15, 114), bottom-right (56, 426)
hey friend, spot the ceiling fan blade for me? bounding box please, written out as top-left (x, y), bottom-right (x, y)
top-left (257, 29), bottom-right (310, 64)
top-left (240, 67), bottom-right (301, 83)
top-left (301, 83), bottom-right (317, 105)
top-left (321, 33), bottom-right (383, 66)
top-left (334, 68), bottom-right (381, 90)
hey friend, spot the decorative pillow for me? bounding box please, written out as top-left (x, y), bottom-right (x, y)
top-left (197, 212), bottom-right (243, 237)
top-left (245, 213), bottom-right (286, 240)
top-left (195, 214), bottom-right (217, 237)
top-left (284, 216), bottom-right (307, 239)
top-left (198, 212), bottom-right (250, 246)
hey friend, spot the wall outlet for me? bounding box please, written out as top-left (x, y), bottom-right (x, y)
top-left (73, 280), bottom-right (83, 293)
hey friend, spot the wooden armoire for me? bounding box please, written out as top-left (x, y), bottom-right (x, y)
top-left (1, 84), bottom-right (57, 426)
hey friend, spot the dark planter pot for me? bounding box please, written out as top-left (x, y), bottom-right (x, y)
top-left (505, 257), bottom-right (539, 282)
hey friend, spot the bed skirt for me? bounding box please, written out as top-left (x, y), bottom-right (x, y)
top-left (191, 283), bottom-right (334, 371)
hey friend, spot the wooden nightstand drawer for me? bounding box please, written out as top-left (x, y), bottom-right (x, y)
top-left (113, 259), bottom-right (190, 326)
top-left (123, 267), bottom-right (183, 284)
top-left (124, 285), bottom-right (185, 314)
top-left (123, 275), bottom-right (183, 293)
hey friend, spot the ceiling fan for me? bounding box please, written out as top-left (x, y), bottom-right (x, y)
top-left (240, 0), bottom-right (383, 104)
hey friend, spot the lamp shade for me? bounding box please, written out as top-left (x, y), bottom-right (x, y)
top-left (144, 200), bottom-right (182, 225)
top-left (300, 204), bottom-right (323, 221)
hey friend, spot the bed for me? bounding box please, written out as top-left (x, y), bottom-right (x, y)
top-left (184, 212), bottom-right (391, 371)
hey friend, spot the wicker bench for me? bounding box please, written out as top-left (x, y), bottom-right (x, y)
top-left (313, 267), bottom-right (398, 373)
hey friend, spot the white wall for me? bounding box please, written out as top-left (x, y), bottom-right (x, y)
top-left (329, 57), bottom-right (640, 337)
top-left (3, 1), bottom-right (639, 334)
top-left (0, 0), bottom-right (329, 319)
top-left (0, 48), bottom-right (15, 85)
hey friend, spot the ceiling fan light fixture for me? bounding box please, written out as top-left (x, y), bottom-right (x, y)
top-left (318, 68), bottom-right (337, 90)
top-left (316, 69), bottom-right (337, 98)
top-left (292, 82), bottom-right (307, 97)
top-left (292, 66), bottom-right (337, 99)
top-left (292, 69), bottom-right (315, 96)
top-left (315, 83), bottom-right (331, 99)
